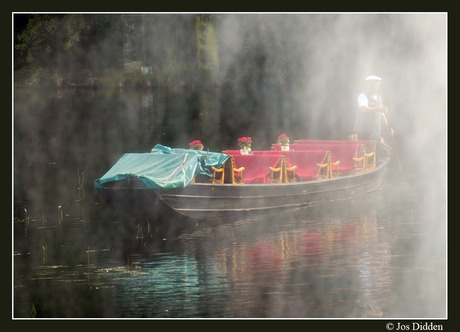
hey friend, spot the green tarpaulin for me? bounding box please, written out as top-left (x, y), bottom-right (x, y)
top-left (94, 144), bottom-right (229, 191)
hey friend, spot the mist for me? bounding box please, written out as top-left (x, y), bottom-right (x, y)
top-left (214, 12), bottom-right (447, 223)
top-left (212, 13), bottom-right (447, 317)
top-left (14, 13), bottom-right (446, 318)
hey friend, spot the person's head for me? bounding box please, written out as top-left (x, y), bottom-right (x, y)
top-left (365, 75), bottom-right (381, 94)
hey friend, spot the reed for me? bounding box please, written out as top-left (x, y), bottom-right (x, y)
top-left (146, 219), bottom-right (151, 237)
top-left (87, 246), bottom-right (90, 285)
top-left (58, 206), bottom-right (63, 225)
top-left (24, 208), bottom-right (29, 237)
top-left (76, 169), bottom-right (88, 222)
top-left (76, 168), bottom-right (86, 201)
top-left (42, 242), bottom-right (47, 264)
top-left (31, 304), bottom-right (37, 318)
top-left (126, 254), bottom-right (132, 270)
top-left (135, 223), bottom-right (144, 243)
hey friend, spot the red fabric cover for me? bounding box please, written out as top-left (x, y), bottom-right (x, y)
top-left (296, 139), bottom-right (373, 145)
top-left (224, 150), bottom-right (328, 182)
top-left (289, 145), bottom-right (359, 175)
top-left (272, 141), bottom-right (369, 175)
top-left (283, 150), bottom-right (328, 180)
top-left (223, 140), bottom-right (375, 182)
top-left (291, 140), bottom-right (374, 152)
top-left (230, 153), bottom-right (283, 184)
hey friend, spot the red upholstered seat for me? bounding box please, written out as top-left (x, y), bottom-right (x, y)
top-left (272, 141), bottom-right (371, 176)
top-left (224, 150), bottom-right (329, 182)
top-left (229, 153), bottom-right (283, 184)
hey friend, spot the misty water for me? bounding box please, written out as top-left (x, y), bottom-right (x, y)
top-left (13, 87), bottom-right (446, 318)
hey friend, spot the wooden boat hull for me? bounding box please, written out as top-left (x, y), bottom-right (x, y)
top-left (98, 158), bottom-right (390, 226)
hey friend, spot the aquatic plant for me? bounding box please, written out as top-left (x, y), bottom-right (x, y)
top-left (24, 208), bottom-right (30, 237)
top-left (76, 169), bottom-right (85, 202)
top-left (31, 304), bottom-right (37, 318)
top-left (135, 223), bottom-right (144, 243)
top-left (42, 242), bottom-right (47, 264)
top-left (58, 206), bottom-right (63, 225)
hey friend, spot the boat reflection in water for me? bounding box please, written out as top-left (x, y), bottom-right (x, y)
top-left (103, 197), bottom-right (399, 318)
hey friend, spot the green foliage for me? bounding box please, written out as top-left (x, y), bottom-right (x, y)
top-left (15, 14), bottom-right (297, 87)
top-left (63, 15), bottom-right (91, 54)
top-left (16, 14), bottom-right (123, 73)
top-left (94, 69), bottom-right (124, 87)
top-left (196, 15), bottom-right (219, 72)
top-left (15, 15), bottom-right (63, 65)
top-left (31, 68), bottom-right (51, 85)
top-left (13, 14), bottom-right (328, 87)
top-left (152, 58), bottom-right (195, 86)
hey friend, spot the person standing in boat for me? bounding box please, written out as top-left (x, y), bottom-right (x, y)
top-left (353, 75), bottom-right (393, 158)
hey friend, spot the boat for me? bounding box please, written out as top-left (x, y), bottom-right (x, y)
top-left (95, 140), bottom-right (389, 229)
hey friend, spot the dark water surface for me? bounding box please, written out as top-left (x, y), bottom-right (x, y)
top-left (13, 88), bottom-right (446, 319)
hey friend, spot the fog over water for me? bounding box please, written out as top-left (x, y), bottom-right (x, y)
top-left (13, 13), bottom-right (446, 319)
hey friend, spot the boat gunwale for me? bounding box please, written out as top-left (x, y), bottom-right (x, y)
top-left (175, 201), bottom-right (319, 213)
top-left (161, 173), bottom-right (384, 199)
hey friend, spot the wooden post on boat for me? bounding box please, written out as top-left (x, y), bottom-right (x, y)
top-left (317, 152), bottom-right (332, 180)
top-left (269, 156), bottom-right (284, 184)
top-left (211, 166), bottom-right (225, 184)
top-left (317, 151), bottom-right (341, 179)
top-left (284, 157), bottom-right (298, 183)
top-left (364, 141), bottom-right (377, 171)
top-left (351, 145), bottom-right (367, 174)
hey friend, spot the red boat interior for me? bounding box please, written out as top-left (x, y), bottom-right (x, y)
top-left (215, 140), bottom-right (377, 185)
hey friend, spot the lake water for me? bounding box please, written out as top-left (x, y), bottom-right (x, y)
top-left (13, 87), bottom-right (446, 319)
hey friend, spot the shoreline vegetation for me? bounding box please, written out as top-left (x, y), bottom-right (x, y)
top-left (14, 68), bottom-right (200, 89)
top-left (14, 67), bottom-right (279, 90)
top-left (14, 14), bottom-right (294, 90)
